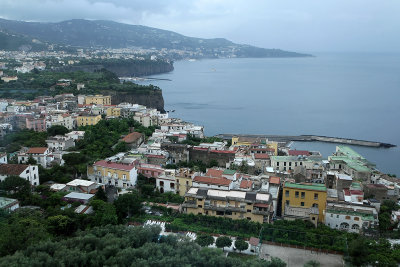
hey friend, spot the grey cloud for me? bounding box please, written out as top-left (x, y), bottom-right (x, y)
top-left (0, 0), bottom-right (399, 52)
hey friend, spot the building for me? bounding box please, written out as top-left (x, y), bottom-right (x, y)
top-left (65, 131), bottom-right (85, 141)
top-left (84, 95), bottom-right (111, 105)
top-left (176, 168), bottom-right (195, 196)
top-left (18, 147), bottom-right (50, 168)
top-left (270, 156), bottom-right (314, 172)
top-left (325, 202), bottom-right (378, 233)
top-left (63, 192), bottom-right (94, 204)
top-left (77, 114), bottom-right (102, 127)
top-left (192, 176), bottom-right (233, 191)
top-left (0, 164), bottom-right (39, 186)
top-left (182, 187), bottom-right (273, 223)
top-left (66, 179), bottom-right (98, 194)
top-left (121, 132), bottom-right (144, 148)
top-left (0, 197), bottom-right (19, 211)
top-left (26, 117), bottom-right (46, 132)
top-left (328, 146), bottom-right (374, 181)
top-left (282, 183), bottom-right (327, 223)
top-left (106, 107), bottom-right (121, 117)
top-left (364, 184), bottom-right (389, 202)
top-left (46, 135), bottom-right (75, 152)
top-left (0, 153), bottom-right (7, 164)
top-left (156, 170), bottom-right (177, 194)
top-left (88, 160), bottom-right (138, 188)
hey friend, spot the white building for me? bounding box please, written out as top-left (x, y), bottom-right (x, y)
top-left (0, 153), bottom-right (7, 164)
top-left (270, 156), bottom-right (314, 172)
top-left (65, 131), bottom-right (85, 141)
top-left (46, 135), bottom-right (75, 152)
top-left (0, 163), bottom-right (40, 186)
top-left (325, 202), bottom-right (378, 233)
top-left (156, 170), bottom-right (177, 194)
top-left (18, 147), bottom-right (50, 168)
top-left (66, 179), bottom-right (98, 194)
top-left (192, 176), bottom-right (233, 191)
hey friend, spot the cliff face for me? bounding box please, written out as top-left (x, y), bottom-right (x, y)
top-left (106, 90), bottom-right (165, 112)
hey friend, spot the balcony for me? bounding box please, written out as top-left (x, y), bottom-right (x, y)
top-left (252, 209), bottom-right (270, 216)
top-left (182, 200), bottom-right (197, 208)
top-left (204, 204), bottom-right (245, 213)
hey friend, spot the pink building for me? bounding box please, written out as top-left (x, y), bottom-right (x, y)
top-left (26, 117), bottom-right (46, 132)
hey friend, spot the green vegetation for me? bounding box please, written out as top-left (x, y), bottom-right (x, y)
top-left (0, 224), bottom-right (280, 267)
top-left (0, 68), bottom-right (162, 99)
top-left (228, 252), bottom-right (258, 262)
top-left (165, 159), bottom-right (218, 173)
top-left (178, 134), bottom-right (224, 146)
top-left (379, 200), bottom-right (399, 234)
top-left (196, 234), bottom-right (215, 247)
top-left (0, 129), bottom-right (48, 153)
top-left (235, 238), bottom-right (249, 252)
top-left (216, 235), bottom-right (232, 251)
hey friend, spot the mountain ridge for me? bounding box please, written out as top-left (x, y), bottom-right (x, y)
top-left (0, 18), bottom-right (312, 58)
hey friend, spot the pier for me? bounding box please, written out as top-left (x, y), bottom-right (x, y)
top-left (215, 134), bottom-right (396, 148)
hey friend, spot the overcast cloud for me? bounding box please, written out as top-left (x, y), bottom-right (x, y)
top-left (1, 0), bottom-right (400, 52)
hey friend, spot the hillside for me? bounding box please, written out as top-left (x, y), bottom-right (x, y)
top-left (0, 30), bottom-right (47, 51)
top-left (0, 18), bottom-right (311, 58)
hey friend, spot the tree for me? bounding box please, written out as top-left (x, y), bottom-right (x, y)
top-left (91, 199), bottom-right (118, 226)
top-left (95, 186), bottom-right (108, 202)
top-left (196, 234), bottom-right (214, 247)
top-left (234, 238), bottom-right (249, 252)
top-left (114, 191), bottom-right (142, 220)
top-left (47, 125), bottom-right (69, 136)
top-left (216, 236), bottom-right (232, 251)
top-left (0, 175), bottom-right (31, 202)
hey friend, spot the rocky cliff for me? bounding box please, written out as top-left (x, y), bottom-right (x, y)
top-left (105, 90), bottom-right (165, 113)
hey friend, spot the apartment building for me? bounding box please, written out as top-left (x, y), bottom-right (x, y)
top-left (87, 160), bottom-right (138, 188)
top-left (84, 95), bottom-right (111, 105)
top-left (182, 187), bottom-right (273, 223)
top-left (77, 114), bottom-right (102, 127)
top-left (282, 182), bottom-right (327, 223)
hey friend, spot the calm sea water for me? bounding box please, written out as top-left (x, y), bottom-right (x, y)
top-left (142, 53), bottom-right (400, 176)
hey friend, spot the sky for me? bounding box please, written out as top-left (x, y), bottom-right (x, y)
top-left (1, 0), bottom-right (400, 53)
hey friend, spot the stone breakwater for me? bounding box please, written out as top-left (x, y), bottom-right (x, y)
top-left (215, 134), bottom-right (396, 148)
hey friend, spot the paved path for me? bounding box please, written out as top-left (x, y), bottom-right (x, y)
top-left (260, 243), bottom-right (343, 267)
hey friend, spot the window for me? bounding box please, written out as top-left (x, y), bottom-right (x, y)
top-left (295, 191), bottom-right (299, 198)
top-left (301, 202), bottom-right (305, 206)
top-left (345, 216), bottom-right (351, 220)
top-left (198, 205), bottom-right (202, 208)
top-left (160, 181), bottom-right (164, 186)
top-left (285, 190), bottom-right (289, 197)
top-left (284, 162), bottom-right (287, 166)
top-left (186, 181), bottom-right (189, 185)
top-left (277, 162), bottom-right (279, 166)
top-left (285, 200), bottom-right (290, 206)
top-left (351, 224), bottom-right (360, 230)
top-left (247, 209), bottom-right (251, 212)
top-left (289, 162), bottom-right (292, 166)
top-left (354, 217), bottom-right (359, 221)
top-left (337, 215), bottom-right (339, 218)
top-left (312, 203), bottom-right (319, 208)
top-left (123, 174), bottom-right (126, 180)
top-left (330, 214), bottom-right (333, 217)
top-left (300, 162), bottom-right (303, 166)
top-left (314, 193), bottom-right (318, 200)
top-left (312, 217), bottom-right (315, 221)
top-left (301, 192), bottom-right (305, 199)
top-left (170, 183), bottom-right (175, 189)
top-left (216, 211), bottom-right (224, 216)
top-left (107, 172), bottom-right (111, 177)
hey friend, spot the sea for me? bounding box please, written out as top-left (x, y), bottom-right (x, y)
top-left (139, 53), bottom-right (400, 176)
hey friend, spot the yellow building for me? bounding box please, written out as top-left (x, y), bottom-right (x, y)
top-left (85, 95), bottom-right (111, 105)
top-left (87, 160), bottom-right (138, 188)
top-left (106, 107), bottom-right (121, 117)
top-left (175, 168), bottom-right (194, 196)
top-left (282, 183), bottom-right (327, 223)
top-left (77, 114), bottom-right (102, 127)
top-left (182, 187), bottom-right (273, 223)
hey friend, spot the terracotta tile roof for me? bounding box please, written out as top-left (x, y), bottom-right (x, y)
top-left (146, 154), bottom-right (165, 159)
top-left (289, 150), bottom-right (310, 156)
top-left (193, 176), bottom-right (232, 186)
top-left (0, 164), bottom-right (28, 175)
top-left (269, 176), bottom-right (281, 184)
top-left (350, 190), bottom-right (364, 195)
top-left (254, 154), bottom-right (270, 159)
top-left (206, 169), bottom-right (224, 178)
top-left (27, 147), bottom-right (48, 154)
top-left (93, 160), bottom-right (136, 171)
top-left (240, 180), bottom-right (253, 189)
top-left (210, 150), bottom-right (235, 154)
top-left (122, 132), bottom-right (143, 143)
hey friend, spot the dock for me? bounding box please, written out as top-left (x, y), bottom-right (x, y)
top-left (215, 134), bottom-right (396, 148)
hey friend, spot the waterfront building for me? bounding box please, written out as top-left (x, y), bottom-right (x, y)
top-left (182, 187), bottom-right (273, 223)
top-left (328, 146), bottom-right (374, 181)
top-left (282, 182), bottom-right (327, 223)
